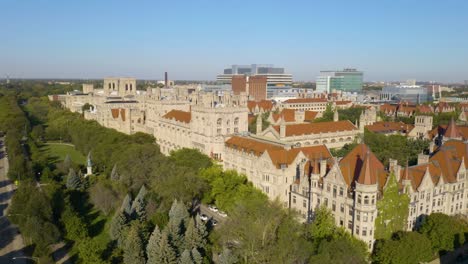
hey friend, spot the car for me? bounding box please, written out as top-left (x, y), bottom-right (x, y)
top-left (211, 219), bottom-right (218, 226)
top-left (199, 214), bottom-right (208, 222)
top-left (218, 211), bottom-right (227, 217)
top-left (208, 205), bottom-right (218, 212)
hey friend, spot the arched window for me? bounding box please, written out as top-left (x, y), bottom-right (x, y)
top-left (234, 117), bottom-right (239, 125)
top-left (108, 83), bottom-right (111, 89)
top-left (217, 118), bottom-right (222, 126)
top-left (364, 195), bottom-right (369, 205)
top-left (125, 84), bottom-right (128, 91)
top-left (112, 83), bottom-right (116, 89)
top-left (357, 194), bottom-right (362, 204)
top-left (130, 84), bottom-right (133, 90)
top-left (226, 119), bottom-right (230, 126)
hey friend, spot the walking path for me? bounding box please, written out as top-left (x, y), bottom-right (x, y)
top-left (0, 138), bottom-right (27, 263)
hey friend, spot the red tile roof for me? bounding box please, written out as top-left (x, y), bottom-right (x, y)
top-left (365, 121), bottom-right (414, 134)
top-left (247, 100), bottom-right (273, 112)
top-left (162, 110), bottom-right (191, 123)
top-left (272, 120), bottom-right (357, 137)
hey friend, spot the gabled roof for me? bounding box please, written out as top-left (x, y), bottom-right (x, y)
top-left (247, 100), bottom-right (273, 112)
top-left (445, 118), bottom-right (462, 138)
top-left (225, 136), bottom-right (283, 156)
top-left (365, 121), bottom-right (414, 134)
top-left (272, 120), bottom-right (357, 137)
top-left (339, 144), bottom-right (387, 188)
top-left (162, 110), bottom-right (191, 123)
top-left (267, 145), bottom-right (331, 169)
top-left (272, 108), bottom-right (296, 122)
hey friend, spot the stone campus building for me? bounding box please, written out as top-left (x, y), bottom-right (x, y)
top-left (54, 77), bottom-right (468, 250)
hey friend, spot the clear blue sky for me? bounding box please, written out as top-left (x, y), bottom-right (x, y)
top-left (1, 0), bottom-right (467, 82)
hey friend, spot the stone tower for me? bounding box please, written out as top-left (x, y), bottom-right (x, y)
top-left (86, 151), bottom-right (93, 176)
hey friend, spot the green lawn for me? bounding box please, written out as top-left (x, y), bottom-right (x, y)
top-left (42, 143), bottom-right (86, 165)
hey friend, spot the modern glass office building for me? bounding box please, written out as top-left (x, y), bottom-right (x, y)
top-left (380, 85), bottom-right (429, 103)
top-left (316, 69), bottom-right (363, 93)
top-left (217, 64), bottom-right (292, 86)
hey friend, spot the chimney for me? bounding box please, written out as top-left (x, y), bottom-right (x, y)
top-left (165, 72), bottom-right (168, 88)
top-left (280, 118), bottom-right (286, 138)
top-left (429, 141), bottom-right (435, 153)
top-left (256, 115), bottom-right (262, 135)
top-left (320, 159), bottom-right (327, 177)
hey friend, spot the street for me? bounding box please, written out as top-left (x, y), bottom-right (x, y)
top-left (0, 138), bottom-right (27, 263)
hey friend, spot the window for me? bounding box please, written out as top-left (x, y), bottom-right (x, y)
top-left (371, 196), bottom-right (375, 205)
top-left (324, 198), bottom-right (328, 206)
top-left (358, 195), bottom-right (362, 204)
top-left (340, 203), bottom-right (344, 213)
top-left (327, 184), bottom-right (331, 192)
top-left (363, 212), bottom-right (368, 222)
top-left (217, 128), bottom-right (221, 135)
top-left (227, 128), bottom-right (230, 134)
top-left (234, 117), bottom-right (239, 125)
top-left (356, 225), bottom-right (360, 235)
top-left (226, 119), bottom-right (230, 126)
top-left (217, 118), bottom-right (222, 126)
top-left (339, 187), bottom-right (344, 196)
top-left (362, 227), bottom-right (367, 236)
top-left (293, 196), bottom-right (296, 204)
top-left (364, 195), bottom-right (369, 205)
top-left (332, 201), bottom-right (336, 211)
top-left (340, 218), bottom-right (344, 226)
top-left (303, 200), bottom-right (307, 208)
top-left (333, 186), bottom-right (337, 198)
top-left (348, 220), bottom-right (353, 230)
top-left (234, 128), bottom-right (238, 133)
top-left (356, 211), bottom-right (360, 221)
top-left (349, 208), bottom-right (353, 216)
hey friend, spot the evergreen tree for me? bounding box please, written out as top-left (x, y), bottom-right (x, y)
top-left (218, 248), bottom-right (238, 264)
top-left (111, 163), bottom-right (120, 180)
top-left (191, 248), bottom-right (202, 264)
top-left (66, 168), bottom-right (82, 190)
top-left (147, 225), bottom-right (162, 263)
top-left (154, 230), bottom-right (177, 264)
top-left (132, 185), bottom-right (147, 221)
top-left (184, 217), bottom-right (204, 251)
top-left (374, 173), bottom-right (410, 240)
top-left (167, 200), bottom-right (190, 252)
top-left (123, 224), bottom-right (146, 264)
top-left (63, 154), bottom-right (71, 171)
top-left (121, 193), bottom-right (133, 216)
top-left (179, 250), bottom-right (193, 264)
top-left (109, 211), bottom-right (128, 242)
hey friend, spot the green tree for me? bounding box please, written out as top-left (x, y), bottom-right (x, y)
top-left (373, 232), bottom-right (433, 264)
top-left (63, 154), bottom-right (72, 171)
top-left (121, 193), bottom-right (134, 216)
top-left (419, 213), bottom-right (467, 253)
top-left (314, 104), bottom-right (334, 122)
top-left (77, 237), bottom-right (106, 264)
top-left (179, 249), bottom-right (193, 264)
top-left (123, 223), bottom-right (146, 264)
top-left (184, 217), bottom-right (205, 251)
top-left (147, 225), bottom-right (162, 264)
top-left (109, 211), bottom-right (128, 243)
top-left (169, 148), bottom-right (213, 172)
top-left (191, 248), bottom-right (202, 264)
top-left (66, 168), bottom-right (82, 190)
top-left (110, 163), bottom-right (120, 180)
top-left (132, 185), bottom-right (148, 220)
top-left (153, 230), bottom-right (177, 264)
top-left (61, 204), bottom-right (88, 241)
top-left (374, 173), bottom-right (410, 240)
top-left (308, 205), bottom-right (336, 243)
top-left (310, 238), bottom-right (367, 264)
top-left (218, 248), bottom-right (238, 264)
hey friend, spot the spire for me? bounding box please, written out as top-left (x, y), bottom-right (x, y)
top-left (357, 147), bottom-right (375, 185)
top-left (445, 118), bottom-right (462, 139)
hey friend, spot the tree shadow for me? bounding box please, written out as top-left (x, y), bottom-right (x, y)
top-left (0, 189), bottom-right (14, 204)
top-left (51, 242), bottom-right (74, 264)
top-left (0, 179), bottom-right (11, 189)
top-left (0, 244), bottom-right (35, 263)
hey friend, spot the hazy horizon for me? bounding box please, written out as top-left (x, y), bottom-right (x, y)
top-left (1, 0), bottom-right (467, 83)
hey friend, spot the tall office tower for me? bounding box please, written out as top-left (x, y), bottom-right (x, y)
top-left (217, 64), bottom-right (292, 86)
top-left (316, 68), bottom-right (363, 92)
top-left (232, 75), bottom-right (248, 95)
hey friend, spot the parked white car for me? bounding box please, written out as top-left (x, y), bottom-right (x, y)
top-left (199, 214), bottom-right (208, 221)
top-left (208, 205), bottom-right (218, 212)
top-left (218, 211), bottom-right (227, 218)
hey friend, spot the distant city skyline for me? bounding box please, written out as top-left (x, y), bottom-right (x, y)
top-left (1, 1), bottom-right (467, 82)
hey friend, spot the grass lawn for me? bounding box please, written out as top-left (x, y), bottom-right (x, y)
top-left (42, 142), bottom-right (86, 165)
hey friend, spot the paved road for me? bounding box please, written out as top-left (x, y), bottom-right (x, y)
top-left (0, 139), bottom-right (27, 263)
top-left (197, 204), bottom-right (227, 228)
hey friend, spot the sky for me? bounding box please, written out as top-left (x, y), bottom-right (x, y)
top-left (1, 0), bottom-right (467, 82)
